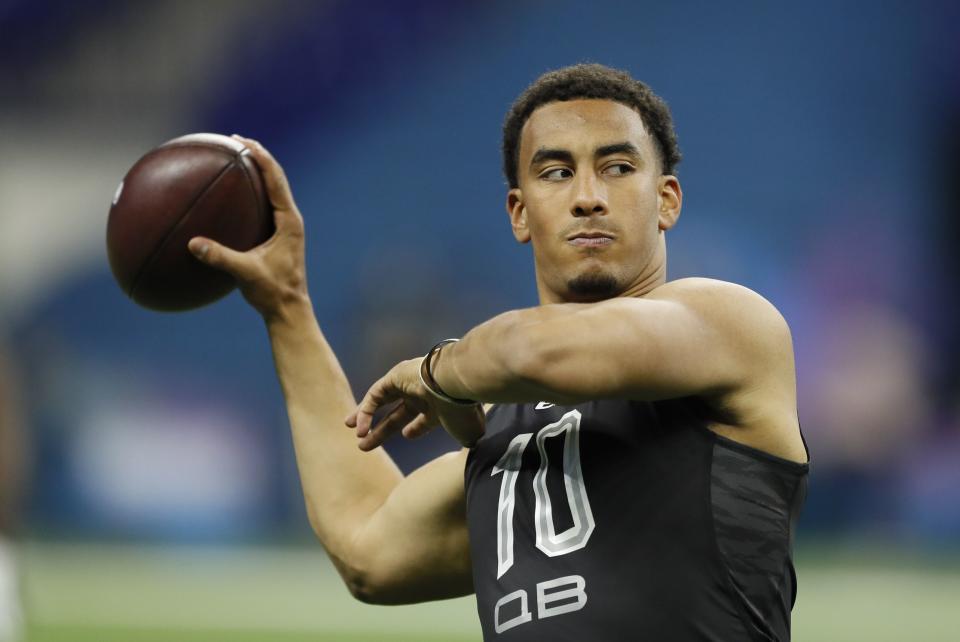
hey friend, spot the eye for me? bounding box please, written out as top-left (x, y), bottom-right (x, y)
top-left (603, 162), bottom-right (634, 176)
top-left (540, 167), bottom-right (573, 181)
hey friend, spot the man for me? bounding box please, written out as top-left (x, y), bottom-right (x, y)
top-left (188, 64), bottom-right (808, 641)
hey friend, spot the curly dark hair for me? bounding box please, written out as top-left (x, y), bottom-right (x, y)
top-left (502, 64), bottom-right (681, 188)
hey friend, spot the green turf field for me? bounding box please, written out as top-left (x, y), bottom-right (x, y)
top-left (18, 541), bottom-right (960, 641)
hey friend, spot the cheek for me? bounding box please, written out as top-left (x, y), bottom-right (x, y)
top-left (620, 190), bottom-right (660, 229)
top-left (523, 202), bottom-right (559, 239)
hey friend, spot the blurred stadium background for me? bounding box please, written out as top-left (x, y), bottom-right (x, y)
top-left (1, 0), bottom-right (959, 640)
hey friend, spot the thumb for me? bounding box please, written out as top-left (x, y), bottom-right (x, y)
top-left (188, 237), bottom-right (249, 277)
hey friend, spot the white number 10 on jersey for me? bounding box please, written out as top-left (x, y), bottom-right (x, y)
top-left (491, 409), bottom-right (595, 579)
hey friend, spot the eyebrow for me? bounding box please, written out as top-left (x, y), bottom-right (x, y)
top-left (529, 141), bottom-right (642, 168)
top-left (529, 148), bottom-right (574, 167)
top-left (595, 142), bottom-right (642, 160)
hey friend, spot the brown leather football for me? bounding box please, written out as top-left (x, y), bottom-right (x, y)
top-left (106, 133), bottom-right (274, 312)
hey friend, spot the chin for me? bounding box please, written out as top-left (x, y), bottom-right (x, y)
top-left (566, 269), bottom-right (621, 302)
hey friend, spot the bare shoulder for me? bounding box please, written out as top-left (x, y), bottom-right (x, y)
top-left (646, 277), bottom-right (793, 365)
top-left (646, 277), bottom-right (787, 325)
top-left (650, 279), bottom-right (804, 463)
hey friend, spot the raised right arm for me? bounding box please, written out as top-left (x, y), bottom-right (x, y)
top-left (188, 136), bottom-right (473, 603)
top-left (267, 300), bottom-right (473, 603)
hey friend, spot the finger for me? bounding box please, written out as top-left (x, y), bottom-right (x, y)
top-left (358, 403), bottom-right (415, 451)
top-left (231, 135), bottom-right (297, 215)
top-left (353, 376), bottom-right (401, 437)
top-left (357, 403), bottom-right (419, 452)
top-left (188, 237), bottom-right (255, 279)
top-left (355, 397), bottom-right (403, 438)
top-left (401, 414), bottom-right (435, 440)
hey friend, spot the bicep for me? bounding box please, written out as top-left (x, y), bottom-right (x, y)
top-left (352, 448), bottom-right (473, 604)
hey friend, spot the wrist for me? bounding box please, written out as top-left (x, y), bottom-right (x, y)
top-left (263, 292), bottom-right (315, 330)
top-left (431, 340), bottom-right (473, 402)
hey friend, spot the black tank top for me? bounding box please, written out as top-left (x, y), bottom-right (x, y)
top-left (464, 398), bottom-right (808, 641)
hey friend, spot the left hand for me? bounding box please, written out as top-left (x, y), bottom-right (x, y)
top-left (345, 358), bottom-right (485, 451)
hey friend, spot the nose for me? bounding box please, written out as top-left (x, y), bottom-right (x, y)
top-left (570, 172), bottom-right (608, 217)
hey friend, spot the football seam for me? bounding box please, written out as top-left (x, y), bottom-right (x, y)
top-left (161, 141), bottom-right (244, 155)
top-left (127, 158), bottom-right (239, 301)
top-left (236, 152), bottom-right (269, 222)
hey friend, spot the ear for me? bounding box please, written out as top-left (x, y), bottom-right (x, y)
top-left (657, 175), bottom-right (682, 231)
top-left (506, 188), bottom-right (531, 243)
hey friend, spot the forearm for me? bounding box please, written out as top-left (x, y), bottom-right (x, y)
top-left (266, 297), bottom-right (403, 583)
top-left (432, 304), bottom-right (590, 404)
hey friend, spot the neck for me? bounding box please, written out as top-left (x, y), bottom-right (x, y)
top-left (536, 238), bottom-right (668, 305)
top-left (616, 260), bottom-right (667, 299)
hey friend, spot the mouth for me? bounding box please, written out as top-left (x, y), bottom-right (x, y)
top-left (566, 231), bottom-right (615, 248)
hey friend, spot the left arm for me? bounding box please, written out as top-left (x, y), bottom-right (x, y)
top-left (433, 278), bottom-right (792, 405)
top-left (350, 278), bottom-right (797, 453)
